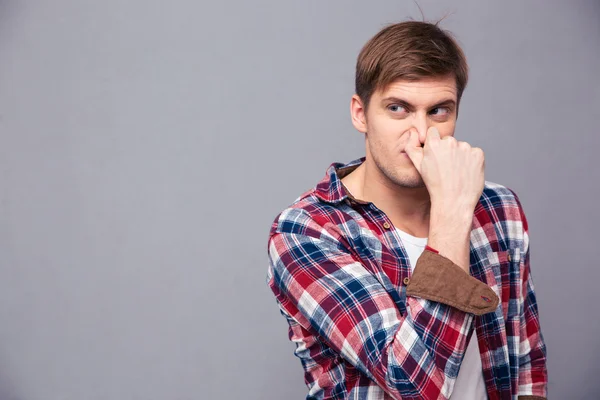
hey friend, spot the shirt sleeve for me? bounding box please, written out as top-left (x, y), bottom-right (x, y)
top-left (512, 194), bottom-right (548, 400)
top-left (267, 208), bottom-right (499, 399)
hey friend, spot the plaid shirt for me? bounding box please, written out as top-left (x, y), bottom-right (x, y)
top-left (266, 157), bottom-right (547, 400)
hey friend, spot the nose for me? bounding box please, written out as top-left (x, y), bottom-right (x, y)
top-left (411, 112), bottom-right (429, 146)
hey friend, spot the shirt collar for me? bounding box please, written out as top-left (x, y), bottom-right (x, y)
top-left (313, 156), bottom-right (367, 204)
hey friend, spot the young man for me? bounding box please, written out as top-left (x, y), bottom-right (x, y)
top-left (266, 21), bottom-right (547, 400)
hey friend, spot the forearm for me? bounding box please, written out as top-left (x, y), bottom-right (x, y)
top-left (518, 250), bottom-right (548, 398)
top-left (427, 202), bottom-right (474, 273)
top-left (517, 315), bottom-right (548, 399)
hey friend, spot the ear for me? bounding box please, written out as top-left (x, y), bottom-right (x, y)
top-left (350, 94), bottom-right (368, 133)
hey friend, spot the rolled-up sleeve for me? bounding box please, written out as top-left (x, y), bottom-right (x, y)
top-left (407, 249), bottom-right (499, 315)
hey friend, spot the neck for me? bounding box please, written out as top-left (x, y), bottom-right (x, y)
top-left (342, 158), bottom-right (431, 237)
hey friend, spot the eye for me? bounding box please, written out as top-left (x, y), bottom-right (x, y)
top-left (387, 104), bottom-right (407, 113)
top-left (430, 107), bottom-right (450, 116)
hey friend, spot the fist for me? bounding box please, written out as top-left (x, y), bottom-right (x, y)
top-left (404, 127), bottom-right (485, 211)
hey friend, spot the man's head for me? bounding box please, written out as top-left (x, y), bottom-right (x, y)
top-left (350, 21), bottom-right (469, 188)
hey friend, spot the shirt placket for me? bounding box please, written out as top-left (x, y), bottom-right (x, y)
top-left (366, 203), bottom-right (412, 316)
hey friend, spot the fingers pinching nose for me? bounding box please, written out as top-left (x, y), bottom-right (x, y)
top-left (409, 130), bottom-right (420, 148)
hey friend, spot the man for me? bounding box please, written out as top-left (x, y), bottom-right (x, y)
top-left (266, 21), bottom-right (547, 400)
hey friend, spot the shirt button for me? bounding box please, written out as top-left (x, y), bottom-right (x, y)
top-left (507, 254), bottom-right (512, 262)
top-left (403, 277), bottom-right (410, 285)
top-left (383, 222), bottom-right (391, 229)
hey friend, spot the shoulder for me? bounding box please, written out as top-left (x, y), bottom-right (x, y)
top-left (268, 191), bottom-right (343, 242)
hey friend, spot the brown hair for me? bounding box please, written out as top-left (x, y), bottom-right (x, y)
top-left (355, 20), bottom-right (468, 111)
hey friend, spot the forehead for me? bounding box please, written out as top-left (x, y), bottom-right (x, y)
top-left (376, 75), bottom-right (458, 103)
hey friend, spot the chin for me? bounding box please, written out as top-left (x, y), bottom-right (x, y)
top-left (386, 169), bottom-right (425, 189)
top-left (393, 176), bottom-right (426, 189)
top-left (373, 154), bottom-right (425, 189)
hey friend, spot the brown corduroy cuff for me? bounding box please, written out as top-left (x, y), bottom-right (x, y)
top-left (406, 249), bottom-right (499, 316)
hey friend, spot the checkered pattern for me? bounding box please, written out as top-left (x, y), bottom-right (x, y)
top-left (266, 157), bottom-right (547, 399)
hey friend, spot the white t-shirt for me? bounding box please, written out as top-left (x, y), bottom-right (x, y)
top-left (396, 228), bottom-right (487, 400)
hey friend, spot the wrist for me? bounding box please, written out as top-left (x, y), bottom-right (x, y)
top-left (430, 203), bottom-right (474, 231)
top-left (428, 206), bottom-right (473, 273)
top-left (425, 245), bottom-right (439, 254)
top-left (430, 195), bottom-right (476, 210)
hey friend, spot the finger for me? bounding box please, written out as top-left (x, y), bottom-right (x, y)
top-left (404, 131), bottom-right (424, 171)
top-left (404, 130), bottom-right (422, 155)
top-left (458, 140), bottom-right (471, 149)
top-left (425, 126), bottom-right (441, 147)
top-left (471, 147), bottom-right (485, 164)
top-left (441, 135), bottom-right (457, 145)
top-left (471, 147), bottom-right (484, 157)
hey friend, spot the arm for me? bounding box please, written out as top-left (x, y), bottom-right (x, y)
top-left (267, 208), bottom-right (499, 399)
top-left (512, 193), bottom-right (548, 399)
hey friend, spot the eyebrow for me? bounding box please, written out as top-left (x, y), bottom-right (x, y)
top-left (381, 97), bottom-right (457, 109)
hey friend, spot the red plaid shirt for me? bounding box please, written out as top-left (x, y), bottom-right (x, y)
top-left (266, 157), bottom-right (547, 399)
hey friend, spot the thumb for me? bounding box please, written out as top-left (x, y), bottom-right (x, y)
top-left (404, 130), bottom-right (423, 172)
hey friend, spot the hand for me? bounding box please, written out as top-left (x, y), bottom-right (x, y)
top-left (404, 127), bottom-right (485, 213)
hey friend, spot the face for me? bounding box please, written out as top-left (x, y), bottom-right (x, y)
top-left (351, 75), bottom-right (458, 188)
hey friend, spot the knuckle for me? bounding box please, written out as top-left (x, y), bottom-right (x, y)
top-left (442, 136), bottom-right (456, 145)
top-left (458, 141), bottom-right (471, 150)
top-left (472, 147), bottom-right (484, 157)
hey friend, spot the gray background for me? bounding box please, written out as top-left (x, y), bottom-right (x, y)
top-left (0, 0), bottom-right (598, 399)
